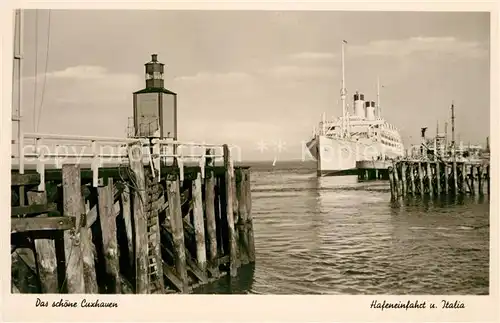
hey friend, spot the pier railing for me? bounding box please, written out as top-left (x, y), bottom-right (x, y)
top-left (12, 132), bottom-right (239, 190)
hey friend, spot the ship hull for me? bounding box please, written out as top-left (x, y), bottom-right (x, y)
top-left (307, 135), bottom-right (384, 176)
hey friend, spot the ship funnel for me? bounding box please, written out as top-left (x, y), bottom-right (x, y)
top-left (365, 101), bottom-right (375, 120)
top-left (353, 91), bottom-right (365, 118)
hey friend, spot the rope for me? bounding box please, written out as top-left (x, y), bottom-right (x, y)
top-left (33, 10), bottom-right (39, 131)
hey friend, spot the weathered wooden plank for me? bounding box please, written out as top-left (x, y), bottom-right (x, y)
top-left (26, 191), bottom-right (58, 293)
top-left (204, 165), bottom-right (218, 276)
top-left (98, 177), bottom-right (121, 293)
top-left (11, 173), bottom-right (41, 186)
top-left (223, 144), bottom-right (238, 277)
top-left (192, 172), bottom-right (207, 272)
top-left (11, 203), bottom-right (58, 216)
top-left (62, 165), bottom-right (85, 293)
top-left (11, 216), bottom-right (75, 233)
top-left (477, 165), bottom-right (483, 196)
top-left (244, 169), bottom-right (255, 263)
top-left (426, 162), bottom-right (433, 197)
top-left (236, 169), bottom-right (249, 265)
top-left (166, 176), bottom-right (189, 292)
top-left (418, 162), bottom-right (424, 195)
top-left (128, 144), bottom-right (148, 294)
top-left (409, 163), bottom-right (416, 195)
top-left (185, 251), bottom-right (208, 284)
top-left (162, 264), bottom-right (184, 292)
top-left (121, 186), bottom-right (134, 270)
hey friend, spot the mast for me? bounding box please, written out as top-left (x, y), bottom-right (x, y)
top-left (444, 121), bottom-right (448, 155)
top-left (340, 40), bottom-right (347, 138)
top-left (13, 9), bottom-right (24, 174)
top-left (376, 76), bottom-right (380, 118)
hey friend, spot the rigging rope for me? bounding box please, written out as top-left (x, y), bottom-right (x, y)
top-left (33, 9), bottom-right (39, 132)
top-left (35, 9), bottom-right (51, 133)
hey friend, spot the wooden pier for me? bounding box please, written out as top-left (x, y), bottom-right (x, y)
top-left (388, 159), bottom-right (490, 200)
top-left (11, 139), bottom-right (255, 294)
top-left (356, 160), bottom-right (391, 180)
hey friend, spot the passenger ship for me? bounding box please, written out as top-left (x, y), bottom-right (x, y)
top-left (306, 41), bottom-right (405, 176)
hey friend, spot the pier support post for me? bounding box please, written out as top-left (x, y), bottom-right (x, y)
top-left (401, 163), bottom-right (407, 196)
top-left (120, 186), bottom-right (134, 272)
top-left (97, 177), bottom-right (121, 293)
top-left (192, 172), bottom-right (207, 273)
top-left (204, 149), bottom-right (219, 277)
top-left (444, 163), bottom-right (449, 194)
top-left (452, 161), bottom-right (458, 195)
top-left (410, 163), bottom-right (416, 195)
top-left (487, 165), bottom-right (490, 195)
top-left (388, 166), bottom-right (396, 200)
top-left (460, 163), bottom-right (466, 194)
top-left (436, 162), bottom-right (441, 197)
top-left (244, 169), bottom-right (256, 262)
top-left (26, 191), bottom-right (58, 293)
top-left (469, 165), bottom-right (475, 196)
top-left (128, 144), bottom-right (149, 294)
top-left (477, 165), bottom-right (483, 196)
top-left (166, 174), bottom-right (189, 292)
top-left (393, 162), bottom-right (400, 198)
top-left (426, 162), bottom-right (433, 198)
top-left (62, 165), bottom-right (86, 293)
top-left (223, 144), bottom-right (238, 277)
top-left (418, 162), bottom-right (424, 196)
top-left (236, 169), bottom-right (250, 265)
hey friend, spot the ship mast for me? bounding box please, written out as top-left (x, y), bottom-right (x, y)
top-left (376, 76), bottom-right (381, 118)
top-left (451, 101), bottom-right (456, 159)
top-left (340, 40), bottom-right (347, 138)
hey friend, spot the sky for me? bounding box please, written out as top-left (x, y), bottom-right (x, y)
top-left (12, 10), bottom-right (490, 161)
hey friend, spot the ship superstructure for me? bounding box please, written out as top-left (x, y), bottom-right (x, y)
top-left (306, 41), bottom-right (405, 176)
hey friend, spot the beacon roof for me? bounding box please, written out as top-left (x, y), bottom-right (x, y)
top-left (133, 87), bottom-right (177, 95)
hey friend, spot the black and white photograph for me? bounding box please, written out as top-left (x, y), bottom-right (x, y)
top-left (1, 2), bottom-right (498, 322)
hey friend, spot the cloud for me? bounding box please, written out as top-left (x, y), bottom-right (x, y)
top-left (289, 52), bottom-right (337, 61)
top-left (174, 71), bottom-right (253, 84)
top-left (262, 65), bottom-right (335, 79)
top-left (348, 37), bottom-right (487, 59)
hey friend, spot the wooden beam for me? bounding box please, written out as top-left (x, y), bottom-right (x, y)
top-left (121, 186), bottom-right (134, 270)
top-left (223, 144), bottom-right (238, 277)
top-left (128, 144), bottom-right (148, 294)
top-left (11, 173), bottom-right (40, 186)
top-left (166, 176), bottom-right (189, 292)
top-left (11, 203), bottom-right (58, 216)
top-left (98, 177), bottom-right (121, 293)
top-left (244, 168), bottom-right (256, 263)
top-left (26, 191), bottom-right (58, 293)
top-left (62, 165), bottom-right (86, 293)
top-left (11, 216), bottom-right (75, 233)
top-left (192, 172), bottom-right (207, 272)
top-left (204, 161), bottom-right (218, 277)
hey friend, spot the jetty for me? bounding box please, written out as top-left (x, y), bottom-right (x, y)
top-left (11, 139), bottom-right (255, 294)
top-left (10, 10), bottom-right (255, 294)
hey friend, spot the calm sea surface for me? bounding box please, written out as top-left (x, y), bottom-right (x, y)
top-left (194, 161), bottom-right (490, 295)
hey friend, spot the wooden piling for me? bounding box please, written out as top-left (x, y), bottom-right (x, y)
top-left (436, 162), bottom-right (441, 197)
top-left (236, 169), bottom-right (249, 265)
top-left (120, 186), bottom-right (134, 270)
top-left (418, 162), bottom-right (424, 196)
top-left (223, 144), bottom-right (238, 277)
top-left (62, 165), bottom-right (86, 293)
top-left (389, 167), bottom-right (396, 200)
top-left (192, 172), bottom-right (207, 272)
top-left (97, 177), bottom-right (121, 293)
top-left (469, 165), bottom-right (475, 195)
top-left (26, 191), bottom-right (58, 293)
top-left (204, 149), bottom-right (219, 276)
top-left (401, 163), bottom-right (407, 196)
top-left (426, 162), bottom-right (433, 197)
top-left (410, 163), bottom-right (416, 196)
top-left (487, 165), bottom-right (490, 195)
top-left (477, 165), bottom-right (483, 196)
top-left (244, 169), bottom-right (256, 263)
top-left (460, 163), bottom-right (466, 194)
top-left (452, 161), bottom-right (458, 195)
top-left (128, 144), bottom-right (149, 294)
top-left (444, 163), bottom-right (449, 194)
top-left (166, 175), bottom-right (189, 292)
